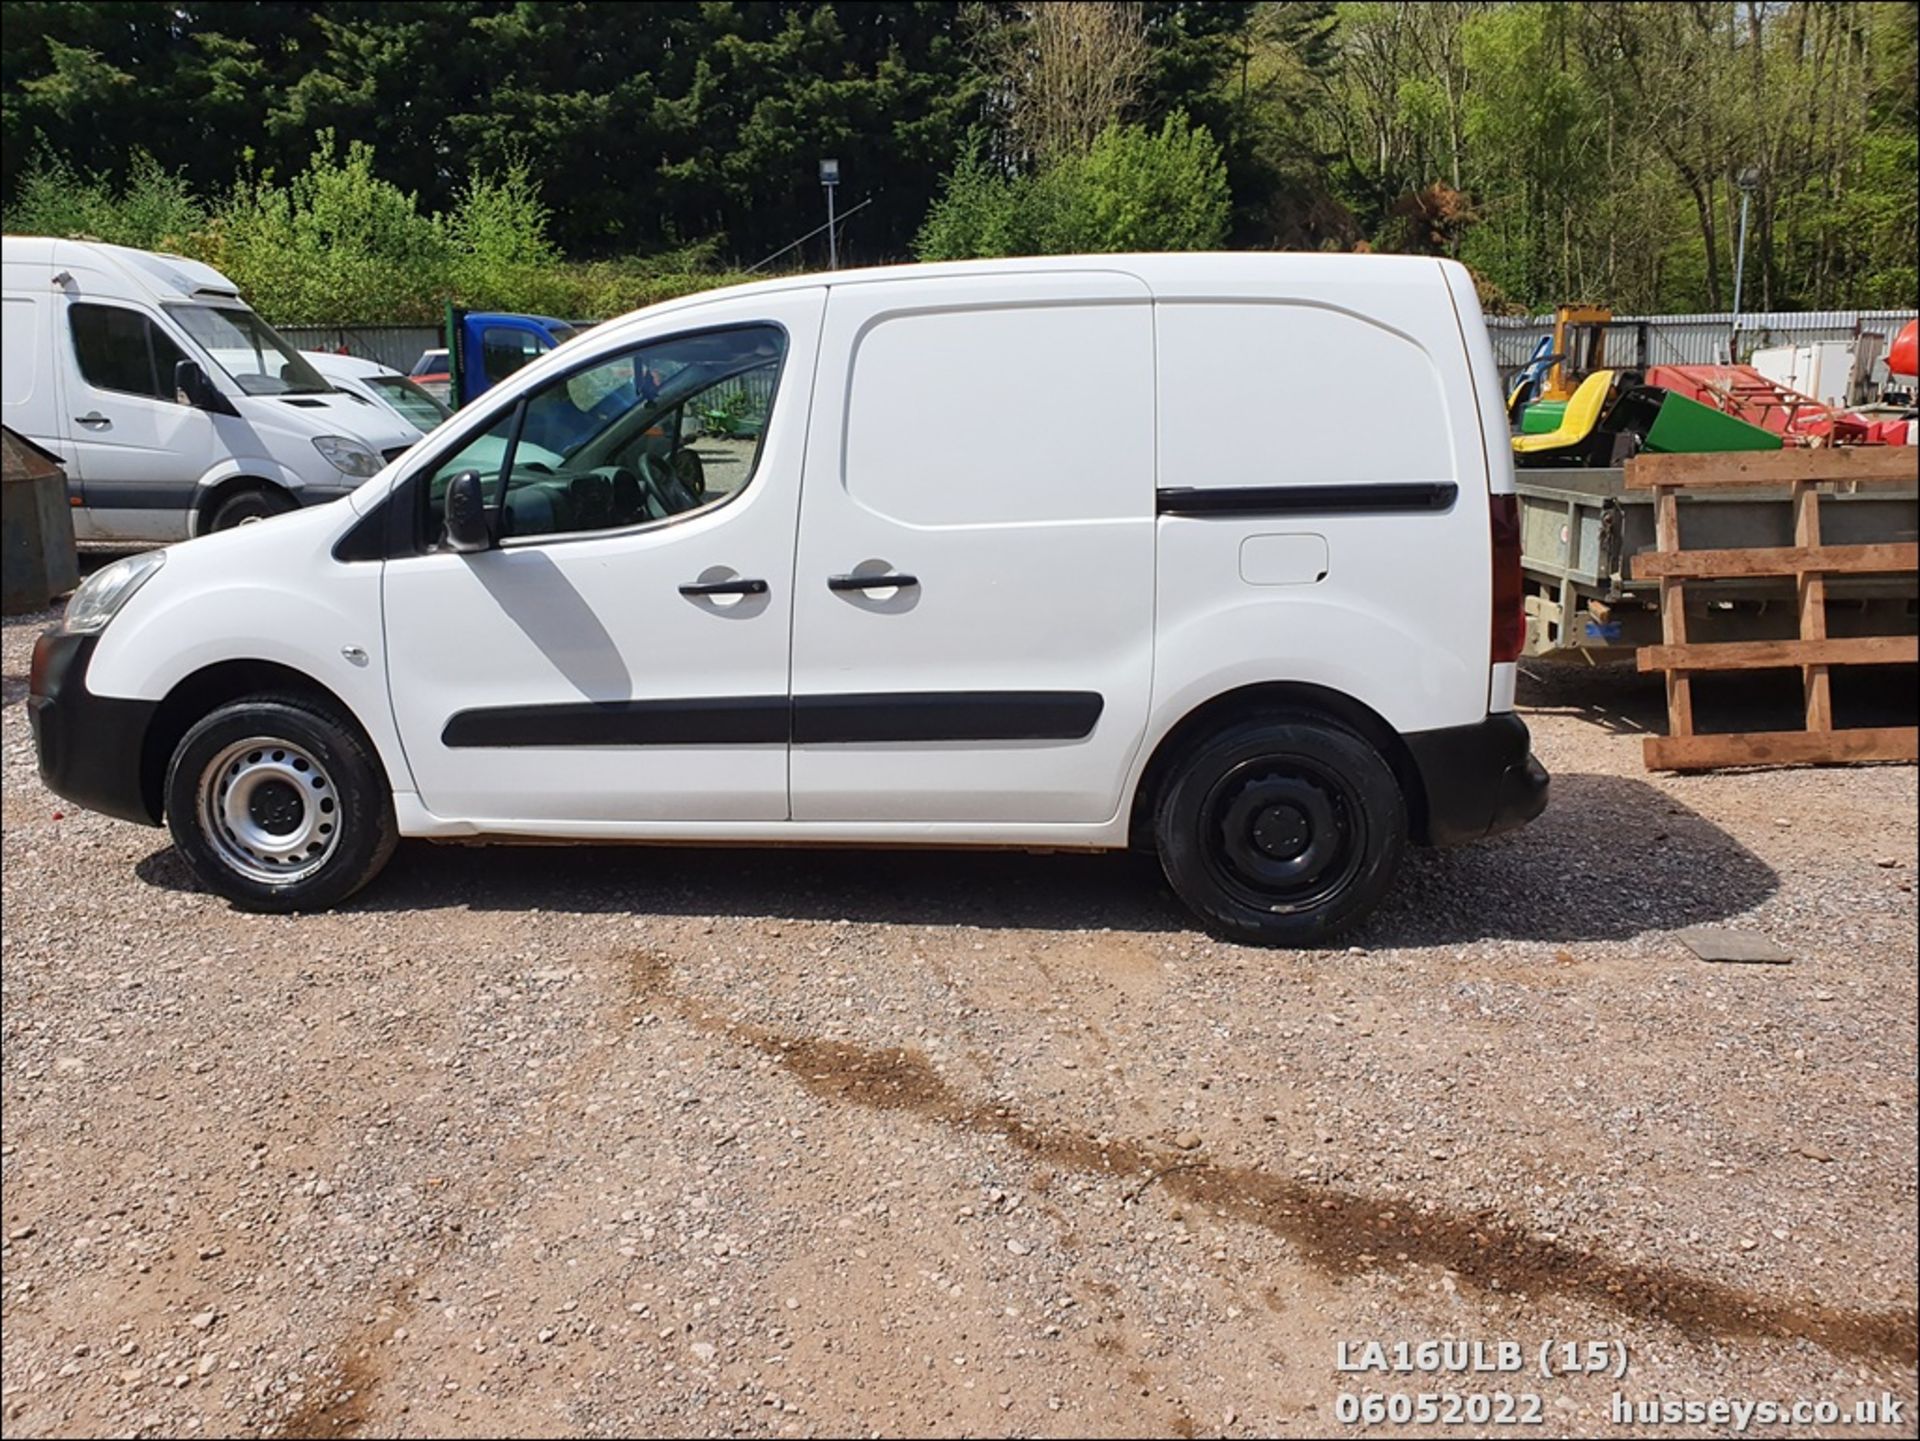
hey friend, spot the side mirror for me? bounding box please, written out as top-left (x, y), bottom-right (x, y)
top-left (174, 360), bottom-right (238, 416)
top-left (443, 470), bottom-right (494, 553)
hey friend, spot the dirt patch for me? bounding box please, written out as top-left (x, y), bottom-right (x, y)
top-left (638, 948), bottom-right (1919, 1368)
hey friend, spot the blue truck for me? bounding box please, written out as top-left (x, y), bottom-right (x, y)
top-left (420, 307), bottom-right (580, 408)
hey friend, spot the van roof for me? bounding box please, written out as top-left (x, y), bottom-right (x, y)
top-left (2, 235), bottom-right (242, 304)
top-left (599, 250), bottom-right (1462, 334)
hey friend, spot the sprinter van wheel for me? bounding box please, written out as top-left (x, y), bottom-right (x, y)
top-left (1155, 714), bottom-right (1405, 946)
top-left (207, 486), bottom-right (295, 531)
top-left (165, 695), bottom-right (397, 912)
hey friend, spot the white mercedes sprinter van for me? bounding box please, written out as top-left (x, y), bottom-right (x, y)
top-left (1, 237), bottom-right (419, 540)
top-left (29, 254), bottom-right (1547, 943)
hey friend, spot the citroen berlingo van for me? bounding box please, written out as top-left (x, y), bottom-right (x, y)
top-left (30, 254), bottom-right (1547, 943)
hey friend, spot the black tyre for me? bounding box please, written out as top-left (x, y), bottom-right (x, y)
top-left (164, 695), bottom-right (398, 912)
top-left (1155, 713), bottom-right (1406, 946)
top-left (206, 486), bottom-right (296, 532)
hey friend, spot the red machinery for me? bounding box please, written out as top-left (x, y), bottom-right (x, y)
top-left (1889, 319), bottom-right (1918, 379)
top-left (1645, 363), bottom-right (1880, 445)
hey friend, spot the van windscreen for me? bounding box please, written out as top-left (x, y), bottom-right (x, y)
top-left (165, 304), bottom-right (331, 397)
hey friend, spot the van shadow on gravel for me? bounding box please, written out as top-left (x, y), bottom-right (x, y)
top-left (135, 773), bottom-right (1776, 946)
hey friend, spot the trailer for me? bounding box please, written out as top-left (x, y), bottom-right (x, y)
top-left (1516, 461), bottom-right (1918, 661)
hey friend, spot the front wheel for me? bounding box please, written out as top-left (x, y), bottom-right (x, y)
top-left (164, 695), bottom-right (398, 912)
top-left (206, 486), bottom-right (296, 532)
top-left (1155, 714), bottom-right (1406, 946)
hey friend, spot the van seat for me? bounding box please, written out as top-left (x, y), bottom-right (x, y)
top-left (1511, 369), bottom-right (1615, 454)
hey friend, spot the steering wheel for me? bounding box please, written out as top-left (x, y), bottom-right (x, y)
top-left (670, 447), bottom-right (706, 500)
top-left (637, 452), bottom-right (698, 517)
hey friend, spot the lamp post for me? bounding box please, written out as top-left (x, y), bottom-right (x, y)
top-left (819, 158), bottom-right (840, 270)
top-left (1730, 164), bottom-right (1761, 362)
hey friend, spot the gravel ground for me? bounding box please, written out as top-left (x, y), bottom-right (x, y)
top-left (3, 606), bottom-right (1915, 1439)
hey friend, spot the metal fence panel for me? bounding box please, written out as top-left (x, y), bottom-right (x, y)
top-left (281, 325), bottom-right (442, 374)
top-left (1486, 309), bottom-right (1918, 388)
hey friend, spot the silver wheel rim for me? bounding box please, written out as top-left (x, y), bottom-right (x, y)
top-left (197, 736), bottom-right (341, 884)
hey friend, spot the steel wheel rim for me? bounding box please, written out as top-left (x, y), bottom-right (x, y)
top-left (197, 736), bottom-right (341, 885)
top-left (1200, 755), bottom-right (1368, 916)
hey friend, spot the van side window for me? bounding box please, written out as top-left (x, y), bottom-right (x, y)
top-left (424, 324), bottom-right (785, 545)
top-left (68, 303), bottom-right (188, 403)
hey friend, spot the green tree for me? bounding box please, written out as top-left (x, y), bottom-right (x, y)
top-left (916, 113), bottom-right (1228, 258)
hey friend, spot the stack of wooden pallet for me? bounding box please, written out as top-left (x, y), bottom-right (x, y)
top-left (1628, 447), bottom-right (1919, 771)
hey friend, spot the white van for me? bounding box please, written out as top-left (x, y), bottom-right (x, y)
top-left (1, 238), bottom-right (419, 540)
top-left (303, 350), bottom-right (453, 438)
top-left (28, 254), bottom-right (1547, 943)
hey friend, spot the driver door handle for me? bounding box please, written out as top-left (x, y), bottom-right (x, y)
top-left (828, 572), bottom-right (918, 592)
top-left (679, 577), bottom-right (769, 597)
top-left (74, 412), bottom-right (112, 428)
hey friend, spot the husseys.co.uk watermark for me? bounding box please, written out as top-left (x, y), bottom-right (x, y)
top-left (1609, 1392), bottom-right (1906, 1431)
top-left (1330, 1335), bottom-right (1908, 1432)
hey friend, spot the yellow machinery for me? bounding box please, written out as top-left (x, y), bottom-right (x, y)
top-left (1540, 305), bottom-right (1613, 402)
top-left (1511, 369), bottom-right (1616, 458)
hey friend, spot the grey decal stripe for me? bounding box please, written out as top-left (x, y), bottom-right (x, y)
top-left (75, 483), bottom-right (197, 511)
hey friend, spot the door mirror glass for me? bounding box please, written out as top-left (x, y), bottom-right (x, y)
top-left (442, 469), bottom-right (493, 552)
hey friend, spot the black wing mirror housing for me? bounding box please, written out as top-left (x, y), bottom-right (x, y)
top-left (443, 469), bottom-right (494, 553)
top-left (174, 360), bottom-right (239, 416)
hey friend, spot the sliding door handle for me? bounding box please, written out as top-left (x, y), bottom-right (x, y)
top-left (828, 572), bottom-right (918, 592)
top-left (679, 577), bottom-right (768, 597)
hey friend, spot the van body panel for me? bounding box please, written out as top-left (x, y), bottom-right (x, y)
top-left (1147, 262), bottom-right (1493, 740)
top-left (377, 286), bottom-right (828, 823)
top-left (82, 501), bottom-right (411, 792)
top-left (0, 280), bottom-right (73, 502)
top-left (789, 270), bottom-right (1158, 823)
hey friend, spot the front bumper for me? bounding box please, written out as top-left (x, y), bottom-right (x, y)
top-left (28, 629), bottom-right (162, 826)
top-left (1403, 712), bottom-right (1549, 847)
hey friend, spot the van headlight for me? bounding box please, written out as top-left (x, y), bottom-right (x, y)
top-left (313, 434), bottom-right (383, 478)
top-left (64, 550), bottom-right (166, 635)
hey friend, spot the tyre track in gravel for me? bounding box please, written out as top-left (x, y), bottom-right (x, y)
top-left (629, 950), bottom-right (1919, 1369)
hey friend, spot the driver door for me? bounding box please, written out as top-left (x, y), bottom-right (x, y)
top-left (380, 288), bottom-right (824, 825)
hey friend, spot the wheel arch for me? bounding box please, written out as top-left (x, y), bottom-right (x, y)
top-left (141, 660), bottom-right (389, 823)
top-left (1127, 681), bottom-right (1430, 849)
top-left (191, 475), bottom-right (296, 537)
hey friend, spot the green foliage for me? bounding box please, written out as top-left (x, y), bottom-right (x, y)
top-left (3, 2), bottom-right (1914, 315)
top-left (1061, 113), bottom-right (1231, 251)
top-left (911, 133), bottom-right (1029, 261)
top-left (6, 133), bottom-right (746, 325)
top-left (203, 133), bottom-right (446, 323)
top-left (9, 149), bottom-right (204, 250)
top-left (915, 115), bottom-right (1229, 259)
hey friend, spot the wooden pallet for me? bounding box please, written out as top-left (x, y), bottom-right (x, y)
top-left (1626, 447), bottom-right (1920, 771)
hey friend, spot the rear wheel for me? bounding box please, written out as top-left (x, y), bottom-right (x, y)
top-left (206, 486), bottom-right (296, 532)
top-left (1155, 713), bottom-right (1405, 946)
top-left (164, 695), bottom-right (397, 912)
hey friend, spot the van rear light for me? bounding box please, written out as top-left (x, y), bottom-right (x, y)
top-left (1489, 493), bottom-right (1524, 663)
